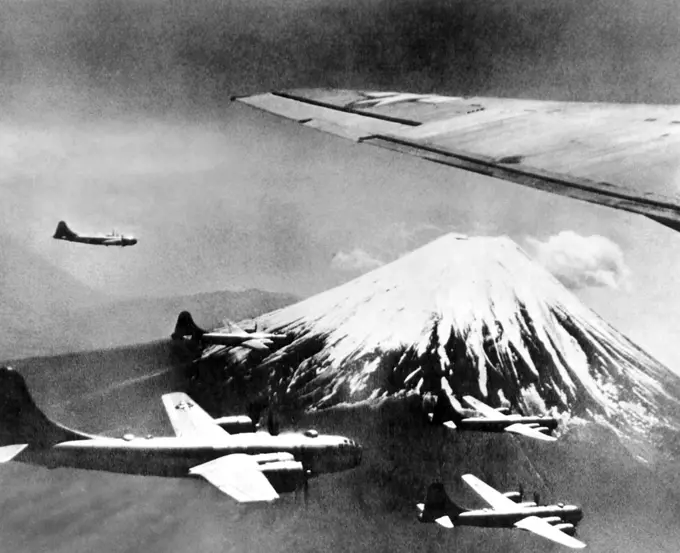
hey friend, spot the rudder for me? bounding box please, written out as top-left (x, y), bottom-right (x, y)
top-left (418, 482), bottom-right (467, 526)
top-left (53, 221), bottom-right (76, 240)
top-left (171, 311), bottom-right (206, 341)
top-left (0, 366), bottom-right (88, 448)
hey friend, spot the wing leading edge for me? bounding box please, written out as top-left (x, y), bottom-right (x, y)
top-left (462, 396), bottom-right (557, 442)
top-left (461, 473), bottom-right (519, 511)
top-left (161, 392), bottom-right (231, 441)
top-left (189, 454), bottom-right (280, 503)
top-left (235, 89), bottom-right (680, 233)
top-left (515, 516), bottom-right (587, 549)
top-left (462, 474), bottom-right (586, 549)
top-left (462, 395), bottom-right (508, 419)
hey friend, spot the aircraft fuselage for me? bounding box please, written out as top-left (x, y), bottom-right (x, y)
top-left (55, 235), bottom-right (138, 247)
top-left (15, 434), bottom-right (362, 479)
top-left (452, 505), bottom-right (583, 528)
top-left (459, 415), bottom-right (558, 432)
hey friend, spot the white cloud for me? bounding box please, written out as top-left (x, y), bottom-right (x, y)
top-left (526, 231), bottom-right (631, 290)
top-left (331, 248), bottom-right (384, 272)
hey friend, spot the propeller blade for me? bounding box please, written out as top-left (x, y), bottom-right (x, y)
top-left (533, 491), bottom-right (540, 506)
top-left (519, 483), bottom-right (524, 502)
top-left (267, 410), bottom-right (280, 436)
top-left (247, 402), bottom-right (262, 426)
top-left (303, 468), bottom-right (311, 507)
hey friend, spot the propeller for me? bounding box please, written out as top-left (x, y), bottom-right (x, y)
top-left (518, 483), bottom-right (524, 502)
top-left (294, 467), bottom-right (311, 506)
top-left (303, 468), bottom-right (310, 506)
top-left (267, 409), bottom-right (281, 436)
top-left (246, 402), bottom-right (264, 428)
top-left (533, 491), bottom-right (541, 506)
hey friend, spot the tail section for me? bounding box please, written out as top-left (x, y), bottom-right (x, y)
top-left (0, 444), bottom-right (29, 462)
top-left (53, 220), bottom-right (76, 240)
top-left (0, 367), bottom-right (89, 449)
top-left (417, 482), bottom-right (467, 527)
top-left (429, 390), bottom-right (466, 429)
top-left (171, 311), bottom-right (206, 341)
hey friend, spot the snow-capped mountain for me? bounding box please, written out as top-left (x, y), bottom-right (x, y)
top-left (224, 234), bottom-right (680, 442)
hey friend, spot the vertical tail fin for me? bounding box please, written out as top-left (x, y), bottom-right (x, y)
top-left (417, 482), bottom-right (467, 527)
top-left (171, 311), bottom-right (206, 341)
top-left (0, 367), bottom-right (89, 448)
top-left (53, 221), bottom-right (76, 240)
top-left (429, 390), bottom-right (466, 428)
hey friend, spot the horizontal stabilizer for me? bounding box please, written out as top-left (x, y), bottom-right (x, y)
top-left (0, 444), bottom-right (28, 462)
top-left (435, 515), bottom-right (454, 528)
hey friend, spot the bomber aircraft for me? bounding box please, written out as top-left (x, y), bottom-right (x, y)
top-left (234, 89), bottom-right (680, 234)
top-left (53, 220), bottom-right (138, 247)
top-left (417, 474), bottom-right (586, 549)
top-left (0, 366), bottom-right (362, 503)
top-left (431, 392), bottom-right (558, 442)
top-left (171, 310), bottom-right (291, 353)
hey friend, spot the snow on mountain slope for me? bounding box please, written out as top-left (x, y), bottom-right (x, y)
top-left (230, 234), bottom-right (680, 440)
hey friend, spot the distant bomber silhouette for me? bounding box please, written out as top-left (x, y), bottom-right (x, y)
top-left (53, 221), bottom-right (138, 247)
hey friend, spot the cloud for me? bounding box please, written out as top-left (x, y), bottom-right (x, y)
top-left (373, 222), bottom-right (461, 257)
top-left (331, 248), bottom-right (384, 272)
top-left (331, 223), bottom-right (458, 274)
top-left (526, 231), bottom-right (630, 290)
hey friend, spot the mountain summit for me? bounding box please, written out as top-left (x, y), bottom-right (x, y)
top-left (239, 234), bottom-right (680, 443)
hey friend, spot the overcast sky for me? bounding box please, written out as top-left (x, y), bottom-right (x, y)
top-left (3, 0), bottom-right (680, 371)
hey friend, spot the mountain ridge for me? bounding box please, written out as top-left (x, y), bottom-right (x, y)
top-left (213, 234), bottom-right (680, 451)
top-left (2, 287), bottom-right (298, 362)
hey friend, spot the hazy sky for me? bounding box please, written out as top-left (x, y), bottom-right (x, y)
top-left (3, 0), bottom-right (680, 371)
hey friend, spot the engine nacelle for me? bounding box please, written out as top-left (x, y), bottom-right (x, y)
top-left (517, 501), bottom-right (537, 508)
top-left (554, 523), bottom-right (576, 536)
top-left (252, 452), bottom-right (296, 464)
top-left (503, 491), bottom-right (522, 502)
top-left (541, 516), bottom-right (563, 524)
top-left (213, 415), bottom-right (256, 434)
top-left (259, 460), bottom-right (305, 493)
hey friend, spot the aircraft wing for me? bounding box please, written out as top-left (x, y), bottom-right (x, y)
top-left (217, 319), bottom-right (247, 335)
top-left (514, 516), bottom-right (587, 549)
top-left (161, 392), bottom-right (231, 441)
top-left (462, 395), bottom-right (508, 418)
top-left (461, 473), bottom-right (519, 511)
top-left (504, 422), bottom-right (558, 442)
top-left (189, 454), bottom-right (279, 503)
top-left (235, 89), bottom-right (680, 233)
top-left (240, 338), bottom-right (270, 352)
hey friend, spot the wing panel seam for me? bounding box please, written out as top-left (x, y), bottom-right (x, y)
top-left (272, 92), bottom-right (422, 127)
top-left (363, 134), bottom-right (680, 227)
